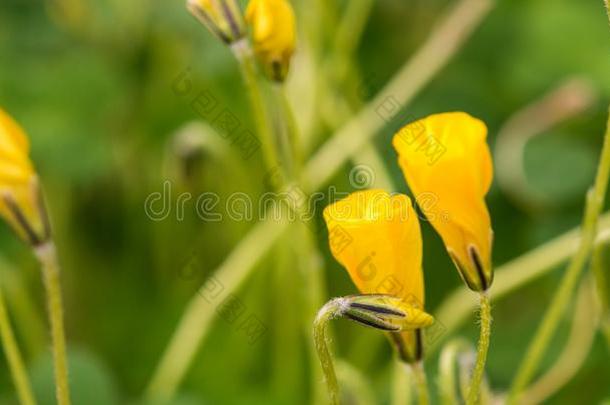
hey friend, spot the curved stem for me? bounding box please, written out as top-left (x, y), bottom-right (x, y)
top-left (467, 293), bottom-right (491, 405)
top-left (411, 362), bottom-right (430, 405)
top-left (508, 108), bottom-right (610, 404)
top-left (0, 282), bottom-right (37, 405)
top-left (313, 299), bottom-right (343, 405)
top-left (35, 242), bottom-right (71, 405)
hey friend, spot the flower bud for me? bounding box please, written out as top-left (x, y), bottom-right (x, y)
top-left (0, 108), bottom-right (50, 246)
top-left (187, 0), bottom-right (246, 44)
top-left (245, 0), bottom-right (296, 82)
top-left (338, 294), bottom-right (434, 332)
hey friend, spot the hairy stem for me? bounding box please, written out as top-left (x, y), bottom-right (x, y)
top-left (35, 242), bottom-right (71, 405)
top-left (467, 293), bottom-right (492, 405)
top-left (313, 299), bottom-right (343, 405)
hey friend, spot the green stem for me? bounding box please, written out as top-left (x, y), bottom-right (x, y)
top-left (35, 242), bottom-right (71, 405)
top-left (521, 275), bottom-right (599, 404)
top-left (467, 293), bottom-right (492, 405)
top-left (508, 107), bottom-right (610, 404)
top-left (0, 282), bottom-right (37, 405)
top-left (412, 362), bottom-right (430, 405)
top-left (592, 242), bottom-right (610, 349)
top-left (231, 40), bottom-right (279, 175)
top-left (313, 299), bottom-right (343, 405)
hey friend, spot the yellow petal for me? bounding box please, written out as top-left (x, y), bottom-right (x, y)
top-left (392, 112), bottom-right (494, 291)
top-left (323, 189), bottom-right (425, 307)
top-left (245, 0), bottom-right (296, 81)
top-left (0, 108), bottom-right (46, 244)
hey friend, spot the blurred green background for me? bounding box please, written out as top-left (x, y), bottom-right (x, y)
top-left (0, 0), bottom-right (609, 403)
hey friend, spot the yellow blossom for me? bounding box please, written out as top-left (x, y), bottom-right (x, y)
top-left (323, 189), bottom-right (432, 361)
top-left (245, 0), bottom-right (296, 82)
top-left (0, 108), bottom-right (48, 245)
top-left (392, 112), bottom-right (494, 292)
top-left (187, 0), bottom-right (246, 44)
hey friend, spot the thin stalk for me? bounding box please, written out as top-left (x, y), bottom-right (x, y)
top-left (231, 40), bottom-right (279, 175)
top-left (508, 108), bottom-right (610, 404)
top-left (412, 362), bottom-right (430, 405)
top-left (313, 299), bottom-right (343, 405)
top-left (592, 243), bottom-right (610, 348)
top-left (521, 276), bottom-right (599, 405)
top-left (0, 283), bottom-right (37, 405)
top-left (467, 293), bottom-right (492, 405)
top-left (34, 242), bottom-right (71, 405)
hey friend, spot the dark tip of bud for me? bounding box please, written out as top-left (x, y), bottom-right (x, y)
top-left (344, 311), bottom-right (400, 332)
top-left (447, 249), bottom-right (480, 292)
top-left (468, 245), bottom-right (491, 291)
top-left (2, 193), bottom-right (41, 246)
top-left (349, 302), bottom-right (406, 318)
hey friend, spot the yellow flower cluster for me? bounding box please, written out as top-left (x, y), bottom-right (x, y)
top-left (324, 112), bottom-right (494, 361)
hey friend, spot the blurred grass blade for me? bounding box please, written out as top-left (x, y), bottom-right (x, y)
top-left (520, 275), bottom-right (599, 405)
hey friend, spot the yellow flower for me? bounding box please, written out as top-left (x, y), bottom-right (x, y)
top-left (392, 112), bottom-right (494, 292)
top-left (245, 0), bottom-right (296, 82)
top-left (187, 0), bottom-right (246, 44)
top-left (323, 189), bottom-right (432, 362)
top-left (0, 108), bottom-right (48, 245)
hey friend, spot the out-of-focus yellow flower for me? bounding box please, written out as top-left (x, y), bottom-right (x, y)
top-left (0, 108), bottom-right (48, 245)
top-left (245, 0), bottom-right (296, 82)
top-left (392, 112), bottom-right (494, 292)
top-left (187, 0), bottom-right (246, 44)
top-left (323, 189), bottom-right (433, 362)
